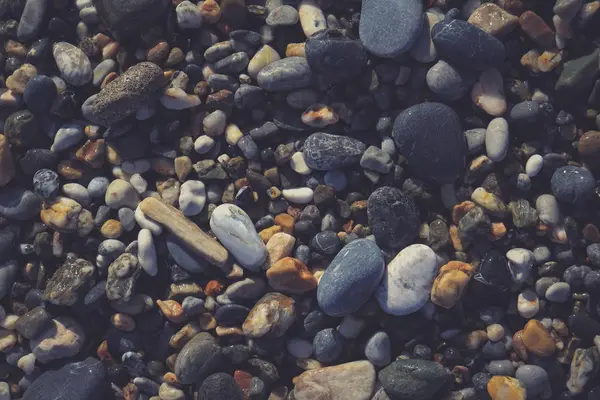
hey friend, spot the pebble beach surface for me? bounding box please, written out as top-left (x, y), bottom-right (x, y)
top-left (1, 0), bottom-right (600, 399)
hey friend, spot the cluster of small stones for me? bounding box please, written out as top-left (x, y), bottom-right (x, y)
top-left (0, 0), bottom-right (600, 399)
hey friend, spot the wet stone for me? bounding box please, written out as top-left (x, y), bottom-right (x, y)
top-left (43, 254), bottom-right (95, 306)
top-left (106, 253), bottom-right (141, 302)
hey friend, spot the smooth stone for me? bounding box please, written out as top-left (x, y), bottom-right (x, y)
top-left (317, 239), bottom-right (384, 317)
top-left (15, 307), bottom-right (51, 340)
top-left (303, 132), bottom-right (366, 171)
top-left (510, 101), bottom-right (540, 121)
top-left (485, 117), bottom-right (509, 162)
top-left (266, 5), bottom-right (298, 26)
top-left (30, 317), bottom-right (85, 363)
top-left (305, 29), bottom-right (368, 82)
top-left (426, 60), bottom-right (472, 101)
top-left (467, 3), bottom-right (519, 37)
top-left (92, 59), bottom-right (116, 86)
top-left (292, 361), bottom-right (376, 400)
top-left (257, 57), bottom-right (312, 92)
top-left (90, 62), bottom-right (165, 126)
top-left (210, 204), bottom-right (267, 271)
top-left (551, 165), bottom-right (595, 204)
top-left (95, 0), bottom-right (169, 37)
top-left (367, 186), bottom-right (419, 249)
top-left (555, 49), bottom-right (599, 99)
top-left (465, 128), bottom-right (486, 154)
top-left (287, 337), bottom-right (313, 359)
top-left (138, 229), bottom-right (157, 276)
top-left (506, 248), bottom-right (535, 284)
top-left (0, 260), bottom-right (18, 301)
top-left (161, 88), bottom-right (202, 110)
top-left (196, 373), bottom-right (244, 400)
top-left (51, 123), bottom-right (83, 152)
top-left (472, 68), bottom-right (507, 116)
top-left (360, 146), bottom-right (393, 173)
top-left (432, 17), bottom-right (506, 71)
top-left (545, 282), bottom-right (571, 302)
top-left (88, 177), bottom-right (110, 198)
top-left (52, 42), bottom-right (92, 86)
top-left (179, 180), bottom-right (206, 216)
top-left (105, 179), bottom-right (140, 209)
top-left (359, 0), bottom-right (423, 58)
top-left (23, 75), bottom-right (57, 114)
top-left (23, 357), bottom-right (107, 400)
top-left (176, 0), bottom-right (202, 29)
top-left (313, 327), bottom-right (344, 362)
top-left (174, 332), bottom-right (222, 384)
top-left (376, 244), bottom-right (437, 316)
top-left (517, 288), bottom-right (539, 318)
top-left (282, 187), bottom-right (314, 204)
top-left (0, 188), bottom-right (41, 220)
top-left (62, 183), bottom-right (90, 206)
top-left (525, 154), bottom-right (543, 177)
top-left (379, 359), bottom-right (451, 400)
top-left (242, 292), bottom-right (296, 338)
top-left (365, 331), bottom-right (391, 367)
top-left (515, 365), bottom-right (550, 398)
top-left (487, 360), bottom-right (514, 376)
top-left (536, 194), bottom-right (560, 226)
top-left (247, 45), bottom-right (280, 79)
top-left (166, 235), bottom-right (207, 274)
top-left (298, 0), bottom-right (326, 37)
top-left (392, 102), bottom-right (465, 184)
top-left (17, 0), bottom-right (47, 41)
top-left (411, 11), bottom-right (442, 63)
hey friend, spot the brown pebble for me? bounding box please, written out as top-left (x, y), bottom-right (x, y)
top-left (204, 280), bottom-right (225, 297)
top-left (259, 225), bottom-right (282, 243)
top-left (275, 213), bottom-right (295, 234)
top-left (449, 225), bottom-right (465, 251)
top-left (169, 322), bottom-right (202, 348)
top-left (487, 376), bottom-right (526, 400)
top-left (105, 143), bottom-right (122, 165)
top-left (101, 219), bottom-right (122, 239)
top-left (431, 261), bottom-right (474, 309)
top-left (93, 33), bottom-right (111, 47)
top-left (519, 11), bottom-right (555, 50)
top-left (165, 47), bottom-right (185, 67)
top-left (174, 156), bottom-right (192, 181)
top-left (583, 223), bottom-right (600, 243)
top-left (487, 324), bottom-right (505, 342)
top-left (166, 353), bottom-right (178, 372)
top-left (522, 319), bottom-right (556, 356)
top-left (199, 0), bottom-right (222, 23)
top-left (512, 330), bottom-right (528, 361)
top-left (157, 299), bottom-right (185, 323)
top-left (266, 257), bottom-right (318, 294)
top-left (57, 160), bottom-right (89, 180)
top-left (286, 43), bottom-right (306, 57)
top-left (266, 232), bottom-right (296, 265)
top-left (5, 40), bottom-right (28, 58)
top-left (102, 41), bottom-right (120, 59)
top-left (111, 313), bottom-right (136, 332)
top-left (452, 201), bottom-right (475, 224)
top-left (147, 41), bottom-right (170, 65)
top-left (468, 3), bottom-right (519, 37)
top-left (75, 139), bottom-right (105, 168)
top-left (216, 326), bottom-right (244, 336)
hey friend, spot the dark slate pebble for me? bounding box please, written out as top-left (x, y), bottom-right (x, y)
top-left (313, 328), bottom-right (344, 363)
top-left (510, 101), bottom-right (540, 121)
top-left (0, 188), bottom-right (41, 220)
top-left (359, 0), bottom-right (423, 58)
top-left (569, 313), bottom-right (600, 344)
top-left (214, 304), bottom-right (250, 326)
top-left (234, 84), bottom-right (265, 109)
top-left (23, 75), bottom-right (57, 115)
top-left (310, 231), bottom-right (342, 255)
top-left (14, 306), bottom-right (52, 339)
top-left (174, 332), bottom-right (222, 384)
top-left (587, 243), bottom-right (600, 267)
top-left (306, 29), bottom-right (368, 81)
top-left (303, 132), bottom-right (366, 171)
top-left (0, 260), bottom-right (18, 301)
top-left (221, 344), bottom-right (252, 365)
top-left (250, 121), bottom-right (279, 141)
top-left (474, 250), bottom-right (512, 291)
top-left (95, 0), bottom-right (169, 37)
top-left (25, 37), bottom-right (51, 64)
top-left (551, 166), bottom-right (595, 205)
top-left (23, 357), bottom-right (108, 400)
top-left (555, 49), bottom-right (600, 99)
top-left (392, 102), bottom-right (465, 184)
top-left (17, 0), bottom-right (46, 41)
top-left (367, 186), bottom-right (419, 249)
top-left (317, 239), bottom-right (385, 316)
top-left (431, 15), bottom-right (506, 71)
top-left (197, 372), bottom-right (244, 400)
top-left (0, 229), bottom-right (16, 259)
top-left (378, 359), bottom-right (451, 400)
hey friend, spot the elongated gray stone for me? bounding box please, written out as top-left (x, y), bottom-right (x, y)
top-left (257, 57), bottom-right (313, 92)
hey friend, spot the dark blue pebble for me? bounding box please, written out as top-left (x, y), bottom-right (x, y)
top-left (306, 29), bottom-right (367, 81)
top-left (551, 166), bottom-right (595, 205)
top-left (310, 230), bottom-right (342, 255)
top-left (313, 328), bottom-right (344, 363)
top-left (23, 75), bottom-right (57, 115)
top-left (214, 304), bottom-right (250, 326)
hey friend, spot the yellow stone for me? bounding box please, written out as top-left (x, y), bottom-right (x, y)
top-left (431, 261), bottom-right (474, 309)
top-left (487, 376), bottom-right (526, 400)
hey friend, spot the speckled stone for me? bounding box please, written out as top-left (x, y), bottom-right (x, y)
top-left (379, 359), bottom-right (451, 400)
top-left (367, 186), bottom-right (419, 249)
top-left (317, 239), bottom-right (384, 317)
top-left (52, 42), bottom-right (92, 86)
top-left (303, 132), bottom-right (366, 171)
top-left (551, 165), bottom-right (595, 205)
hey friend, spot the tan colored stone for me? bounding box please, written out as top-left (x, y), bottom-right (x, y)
top-left (0, 134), bottom-right (15, 187)
top-left (0, 328), bottom-right (17, 352)
top-left (522, 319), bottom-right (556, 356)
top-left (174, 156), bottom-right (192, 181)
top-left (274, 213), bottom-right (295, 234)
top-left (101, 219), bottom-right (122, 239)
top-left (111, 313), bottom-right (136, 332)
top-left (199, 0), bottom-right (221, 23)
top-left (267, 257), bottom-right (317, 294)
top-left (487, 324), bottom-right (505, 342)
top-left (75, 139), bottom-right (105, 168)
top-left (259, 225), bottom-right (282, 243)
top-left (468, 3), bottom-right (519, 36)
top-left (487, 376), bottom-right (526, 400)
top-left (139, 197), bottom-right (229, 268)
top-left (293, 361), bottom-right (376, 400)
top-left (266, 232), bottom-right (296, 265)
top-left (471, 187), bottom-right (509, 217)
top-left (169, 322), bottom-right (202, 348)
top-left (30, 317), bottom-right (85, 363)
top-left (157, 299), bottom-right (185, 323)
top-left (466, 330), bottom-right (488, 350)
top-left (6, 63), bottom-right (37, 94)
top-left (286, 43), bottom-right (306, 57)
top-left (40, 197), bottom-right (83, 233)
top-left (431, 261), bottom-right (475, 309)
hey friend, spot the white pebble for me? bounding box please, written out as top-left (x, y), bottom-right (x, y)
top-left (17, 353), bottom-right (36, 375)
top-left (506, 248), bottom-right (535, 284)
top-left (225, 124), bottom-right (243, 145)
top-left (138, 229), bottom-right (157, 276)
top-left (160, 88), bottom-right (202, 110)
top-left (176, 0), bottom-right (203, 29)
top-left (135, 206), bottom-right (163, 235)
top-left (0, 315), bottom-right (18, 330)
top-left (194, 135), bottom-right (215, 154)
top-left (129, 173), bottom-right (148, 194)
top-left (517, 289), bottom-right (539, 318)
top-left (179, 180), bottom-right (207, 216)
top-left (485, 117), bottom-right (509, 162)
top-left (62, 183), bottom-right (90, 206)
top-left (203, 110), bottom-right (227, 136)
top-left (50, 123), bottom-right (83, 152)
top-left (290, 152), bottom-right (312, 175)
top-left (525, 154), bottom-right (543, 177)
top-left (472, 68), bottom-right (507, 116)
top-left (282, 187), bottom-right (314, 204)
top-left (247, 45), bottom-right (280, 79)
top-left (536, 194), bottom-right (561, 226)
top-left (298, 0), bottom-right (326, 37)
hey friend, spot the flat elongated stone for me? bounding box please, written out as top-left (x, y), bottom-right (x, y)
top-left (257, 57), bottom-right (312, 92)
top-left (303, 132), bottom-right (366, 171)
top-left (293, 361), bottom-right (376, 400)
top-left (210, 204), bottom-right (267, 271)
top-left (432, 17), bottom-right (506, 71)
top-left (139, 197), bottom-right (229, 268)
top-left (359, 0), bottom-right (423, 58)
top-left (376, 244), bottom-right (438, 315)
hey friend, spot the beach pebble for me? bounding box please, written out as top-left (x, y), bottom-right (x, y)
top-left (551, 165), bottom-right (595, 205)
top-left (536, 194), bottom-right (561, 226)
top-left (379, 359), bottom-right (451, 400)
top-left (30, 317), bottom-right (85, 363)
top-left (515, 365), bottom-right (551, 398)
top-left (52, 42), bottom-right (92, 86)
top-left (51, 123), bottom-right (84, 152)
top-left (365, 331), bottom-right (391, 367)
top-left (376, 244), bottom-right (438, 316)
top-left (298, 0), bottom-right (326, 38)
top-left (105, 179), bottom-right (140, 209)
top-left (242, 292), bottom-right (295, 338)
top-left (525, 154), bottom-right (543, 177)
top-left (303, 132), bottom-right (366, 171)
top-left (545, 282), bottom-right (571, 302)
top-left (472, 69), bottom-right (507, 116)
top-left (506, 248), bottom-right (534, 284)
top-left (138, 229), bottom-right (157, 276)
top-left (179, 180), bottom-right (206, 216)
top-left (517, 289), bottom-right (539, 318)
top-left (317, 239), bottom-right (384, 317)
top-left (411, 11), bottom-right (442, 63)
top-left (176, 1), bottom-right (202, 29)
top-left (247, 45), bottom-right (280, 79)
top-left (174, 332), bottom-right (222, 384)
top-left (282, 187), bottom-right (314, 204)
top-left (359, 0), bottom-right (423, 58)
top-left (257, 57), bottom-right (312, 92)
top-left (135, 206), bottom-right (163, 235)
top-left (197, 373), bottom-right (245, 400)
top-left (210, 204), bottom-right (267, 271)
top-left (485, 118), bottom-right (509, 162)
top-left (367, 186), bottom-right (419, 249)
top-left (426, 60), bottom-right (472, 101)
top-left (313, 328), bottom-right (344, 362)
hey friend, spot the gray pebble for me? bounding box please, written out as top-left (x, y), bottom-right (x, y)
top-left (87, 177), bottom-right (110, 198)
top-left (465, 128), bottom-right (486, 154)
top-left (487, 360), bottom-right (515, 376)
top-left (515, 365), bottom-right (551, 398)
top-left (365, 331), bottom-right (391, 367)
top-left (118, 208), bottom-right (136, 232)
top-left (545, 282), bottom-right (571, 302)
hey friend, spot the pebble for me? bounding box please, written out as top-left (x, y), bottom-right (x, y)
top-left (365, 331), bottom-right (391, 367)
top-left (30, 317), bottom-right (85, 363)
top-left (247, 45), bottom-right (280, 79)
top-left (303, 132), bottom-right (366, 171)
top-left (567, 347), bottom-right (600, 395)
top-left (522, 319), bottom-right (555, 356)
top-left (33, 169), bottom-right (60, 199)
top-left (367, 186), bottom-right (419, 249)
top-left (313, 328), bottom-right (344, 362)
top-left (282, 187), bottom-right (313, 204)
top-left (486, 376), bottom-right (526, 400)
top-left (266, 257), bottom-right (317, 294)
top-left (242, 292), bottom-right (295, 338)
top-left (467, 3), bottom-right (519, 37)
top-left (432, 15), bottom-right (506, 71)
top-left (551, 165), bottom-right (595, 204)
top-left (411, 11), bottom-right (442, 63)
top-left (379, 359), bottom-right (451, 400)
top-left (376, 244), bottom-right (437, 316)
top-left (257, 57), bottom-right (312, 92)
top-left (197, 373), bottom-right (244, 400)
top-left (210, 204), bottom-right (267, 271)
top-left (52, 42), bottom-right (92, 87)
top-left (137, 229), bottom-right (157, 276)
top-left (473, 69), bottom-right (507, 116)
top-left (545, 281), bottom-right (571, 302)
top-left (506, 248), bottom-right (534, 284)
top-left (525, 154), bottom-right (543, 177)
top-left (174, 332), bottom-right (221, 384)
top-left (485, 117), bottom-right (509, 162)
top-left (426, 60), bottom-right (472, 101)
top-left (14, 307), bottom-right (51, 339)
top-left (266, 5), bottom-right (298, 26)
top-left (290, 152), bottom-right (312, 175)
top-left (179, 180), bottom-right (206, 216)
top-left (536, 194), bottom-right (560, 226)
top-left (359, 0), bottom-right (423, 58)
top-left (360, 146), bottom-right (393, 174)
top-left (23, 75), bottom-right (57, 115)
top-left (51, 123), bottom-right (84, 152)
top-left (176, 0), bottom-right (202, 29)
top-left (105, 179), bottom-right (140, 209)
top-left (298, 0), bottom-right (326, 37)
top-left (292, 361), bottom-right (375, 400)
top-left (515, 365), bottom-right (551, 398)
top-left (306, 29), bottom-right (368, 82)
top-left (317, 239), bottom-right (384, 317)
top-left (393, 103), bottom-right (465, 184)
top-left (431, 261), bottom-right (475, 309)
